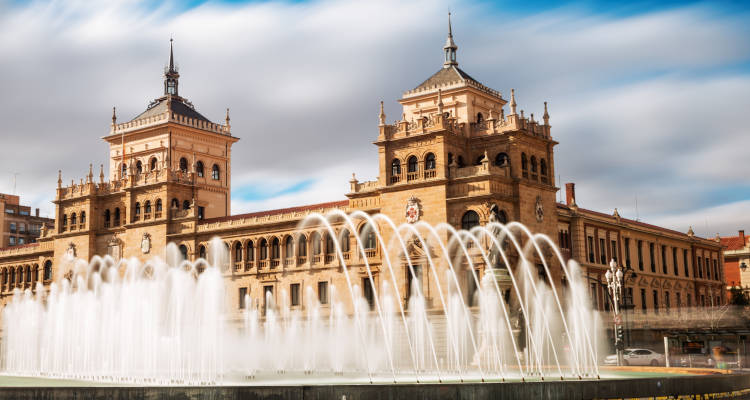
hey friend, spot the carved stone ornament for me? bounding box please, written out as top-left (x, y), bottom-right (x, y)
top-left (405, 195), bottom-right (421, 224)
top-left (66, 242), bottom-right (76, 258)
top-left (141, 233), bottom-right (152, 254)
top-left (535, 196), bottom-right (544, 222)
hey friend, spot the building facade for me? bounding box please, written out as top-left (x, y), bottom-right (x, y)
top-left (0, 24), bottom-right (726, 319)
top-left (721, 230), bottom-right (749, 299)
top-left (0, 193), bottom-right (53, 248)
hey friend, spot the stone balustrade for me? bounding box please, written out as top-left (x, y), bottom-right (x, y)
top-left (110, 111), bottom-right (230, 136)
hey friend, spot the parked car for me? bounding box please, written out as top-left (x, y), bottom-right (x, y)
top-left (603, 348), bottom-right (665, 366)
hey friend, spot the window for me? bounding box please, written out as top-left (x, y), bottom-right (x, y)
top-left (156, 199), bottom-right (163, 212)
top-left (461, 210), bottom-right (480, 231)
top-left (407, 156), bottom-right (418, 173)
top-left (311, 232), bottom-right (321, 255)
top-left (683, 249), bottom-right (689, 277)
top-left (239, 288), bottom-right (248, 309)
top-left (297, 235), bottom-right (307, 257)
top-left (391, 159), bottom-right (401, 176)
top-left (9, 237), bottom-right (16, 246)
top-left (697, 257), bottom-right (703, 278)
top-left (263, 285), bottom-right (273, 313)
top-left (611, 240), bottom-right (617, 262)
top-left (4, 209), bottom-right (13, 214)
top-left (665, 291), bottom-right (670, 312)
top-left (637, 240), bottom-right (644, 270)
top-left (18, 238), bottom-right (25, 245)
top-left (212, 164), bottom-right (220, 180)
top-left (150, 157), bottom-right (157, 171)
top-left (79, 212), bottom-right (85, 225)
top-left (521, 153), bottom-right (528, 172)
top-left (10, 222), bottom-right (16, 233)
top-left (179, 157), bottom-right (188, 173)
top-left (197, 206), bottom-right (205, 220)
top-left (425, 153), bottom-right (436, 170)
top-left (476, 112), bottom-right (483, 123)
top-left (196, 161), bottom-right (204, 177)
top-left (587, 236), bottom-right (595, 263)
top-left (179, 244), bottom-right (188, 260)
top-left (61, 215), bottom-right (67, 230)
top-left (599, 238), bottom-right (606, 264)
top-left (624, 238), bottom-right (631, 268)
top-left (361, 226), bottom-right (376, 250)
top-left (134, 203), bottom-right (141, 218)
top-left (649, 243), bottom-right (655, 272)
top-left (457, 155), bottom-right (465, 167)
top-left (271, 238), bottom-right (280, 260)
top-left (407, 265), bottom-right (423, 303)
top-left (199, 245), bottom-right (207, 260)
top-left (136, 160), bottom-right (143, 175)
top-left (235, 242), bottom-right (243, 262)
top-left (676, 292), bottom-right (682, 310)
top-left (290, 283), bottom-right (300, 306)
top-left (673, 248), bottom-right (678, 276)
top-left (114, 208), bottom-right (121, 226)
top-left (530, 156), bottom-right (537, 173)
top-left (19, 210), bottom-right (29, 216)
top-left (121, 163), bottom-right (127, 177)
top-left (494, 152), bottom-right (509, 166)
top-left (246, 241), bottom-right (254, 261)
top-left (144, 201), bottom-right (151, 214)
top-left (706, 257), bottom-right (711, 279)
top-left (653, 290), bottom-right (659, 313)
top-left (661, 246), bottom-right (667, 274)
top-left (713, 259), bottom-right (718, 281)
top-left (687, 294), bottom-right (692, 307)
top-left (18, 223), bottom-right (25, 233)
top-left (540, 159), bottom-right (548, 176)
top-left (71, 213), bottom-right (77, 226)
top-left (318, 281), bottom-right (328, 305)
top-left (339, 229), bottom-right (350, 253)
top-left (104, 209), bottom-right (111, 227)
top-left (285, 236), bottom-right (294, 258)
top-left (363, 277), bottom-right (374, 311)
top-left (260, 239), bottom-right (268, 259)
top-left (325, 234), bottom-right (334, 255)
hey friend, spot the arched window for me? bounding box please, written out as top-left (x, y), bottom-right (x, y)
top-left (80, 211), bottom-right (86, 225)
top-left (425, 153), bottom-right (436, 170)
top-left (361, 225), bottom-right (376, 250)
top-left (136, 160), bottom-right (143, 175)
top-left (178, 244), bottom-right (188, 260)
top-left (25, 266), bottom-right (30, 282)
top-left (475, 155), bottom-right (484, 165)
top-left (521, 153), bottom-right (528, 170)
top-left (70, 213), bottom-right (77, 226)
top-left (246, 240), bottom-right (254, 261)
top-left (1, 268), bottom-right (6, 285)
top-left (171, 198), bottom-right (179, 209)
top-left (150, 157), bottom-right (157, 171)
top-left (285, 236), bottom-right (294, 259)
top-left (457, 155), bottom-right (465, 168)
top-left (477, 112), bottom-right (484, 123)
top-left (104, 209), bottom-right (111, 227)
top-left (339, 229), bottom-right (350, 253)
top-left (540, 158), bottom-right (548, 175)
top-left (196, 161), bottom-right (204, 178)
top-left (134, 202), bottom-right (141, 217)
top-left (298, 235), bottom-right (307, 256)
top-left (259, 238), bottom-right (268, 259)
top-left (325, 233), bottom-right (335, 254)
top-left (10, 268), bottom-right (15, 284)
top-left (407, 156), bottom-right (418, 173)
top-left (121, 163), bottom-right (127, 177)
top-left (18, 267), bottom-right (23, 283)
top-left (235, 242), bottom-right (243, 262)
top-left (448, 152), bottom-right (454, 166)
top-left (144, 201), bottom-right (152, 214)
top-left (530, 156), bottom-right (537, 173)
top-left (199, 245), bottom-right (207, 260)
top-left (62, 214), bottom-right (68, 230)
top-left (391, 159), bottom-right (401, 176)
top-left (114, 208), bottom-right (121, 226)
top-left (179, 157), bottom-right (188, 173)
top-left (311, 232), bottom-right (322, 255)
top-left (33, 265), bottom-right (38, 282)
top-left (212, 164), bottom-right (220, 180)
top-left (156, 199), bottom-right (163, 212)
top-left (271, 237), bottom-right (280, 260)
top-left (461, 210), bottom-right (480, 231)
top-left (495, 152), bottom-right (509, 166)
top-left (182, 200), bottom-right (190, 210)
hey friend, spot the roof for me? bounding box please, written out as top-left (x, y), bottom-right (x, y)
top-left (413, 65), bottom-right (481, 91)
top-left (557, 202), bottom-right (719, 244)
top-left (720, 234), bottom-right (748, 251)
top-left (130, 96), bottom-right (210, 124)
top-left (202, 200), bottom-right (349, 224)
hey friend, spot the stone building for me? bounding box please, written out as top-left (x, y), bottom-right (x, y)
top-left (0, 193), bottom-right (53, 248)
top-left (0, 22), bottom-right (726, 319)
top-left (721, 230), bottom-right (749, 299)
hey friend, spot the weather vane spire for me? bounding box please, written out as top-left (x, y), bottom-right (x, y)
top-left (443, 12), bottom-right (458, 67)
top-left (164, 38), bottom-right (180, 96)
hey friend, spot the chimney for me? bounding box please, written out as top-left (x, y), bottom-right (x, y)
top-left (740, 230), bottom-right (745, 244)
top-left (565, 183), bottom-right (576, 206)
top-left (35, 208), bottom-right (39, 217)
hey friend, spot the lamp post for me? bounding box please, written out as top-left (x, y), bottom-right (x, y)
top-left (605, 259), bottom-right (625, 366)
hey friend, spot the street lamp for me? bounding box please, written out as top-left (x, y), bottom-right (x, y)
top-left (740, 262), bottom-right (747, 272)
top-left (605, 259), bottom-right (625, 366)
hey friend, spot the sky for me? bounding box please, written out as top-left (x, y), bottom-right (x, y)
top-left (0, 0), bottom-right (748, 238)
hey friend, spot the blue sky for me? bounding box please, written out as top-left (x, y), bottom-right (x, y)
top-left (0, 0), bottom-right (748, 236)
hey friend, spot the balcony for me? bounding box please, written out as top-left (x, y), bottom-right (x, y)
top-left (234, 262), bottom-right (243, 272)
top-left (364, 249), bottom-right (376, 258)
top-left (297, 256), bottom-right (307, 266)
top-left (406, 172), bottom-right (418, 182)
top-left (284, 258), bottom-right (294, 267)
top-left (154, 211), bottom-right (162, 219)
top-left (257, 260), bottom-right (267, 269)
top-left (245, 261), bottom-right (254, 271)
top-left (424, 170), bottom-right (436, 179)
top-left (270, 259), bottom-right (280, 268)
top-left (325, 254), bottom-right (335, 264)
top-left (312, 255), bottom-right (322, 264)
top-left (390, 175), bottom-right (401, 184)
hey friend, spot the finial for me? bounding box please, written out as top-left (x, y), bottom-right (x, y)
top-left (225, 108), bottom-right (230, 124)
top-left (164, 38), bottom-right (179, 96)
top-left (99, 164), bottom-right (104, 183)
top-left (88, 164), bottom-right (93, 182)
top-left (530, 113), bottom-right (534, 123)
top-left (443, 12), bottom-right (458, 67)
top-left (510, 89), bottom-right (517, 115)
top-left (437, 89), bottom-right (444, 115)
top-left (482, 150), bottom-right (489, 162)
top-left (112, 107), bottom-right (117, 125)
top-left (687, 226), bottom-right (695, 237)
top-left (520, 109), bottom-right (524, 119)
top-left (57, 170), bottom-right (62, 188)
top-left (169, 37), bottom-right (175, 72)
top-left (613, 208), bottom-right (620, 220)
top-left (378, 101), bottom-right (386, 126)
top-left (543, 101), bottom-right (550, 125)
top-left (402, 112), bottom-right (407, 122)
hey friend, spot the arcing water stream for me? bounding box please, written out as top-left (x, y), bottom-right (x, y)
top-left (1, 212), bottom-right (603, 385)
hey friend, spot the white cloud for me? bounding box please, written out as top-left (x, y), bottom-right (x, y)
top-left (0, 0), bottom-right (748, 235)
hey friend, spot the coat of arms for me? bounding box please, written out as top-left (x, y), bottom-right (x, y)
top-left (405, 195), bottom-right (421, 223)
top-left (535, 196), bottom-right (544, 222)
